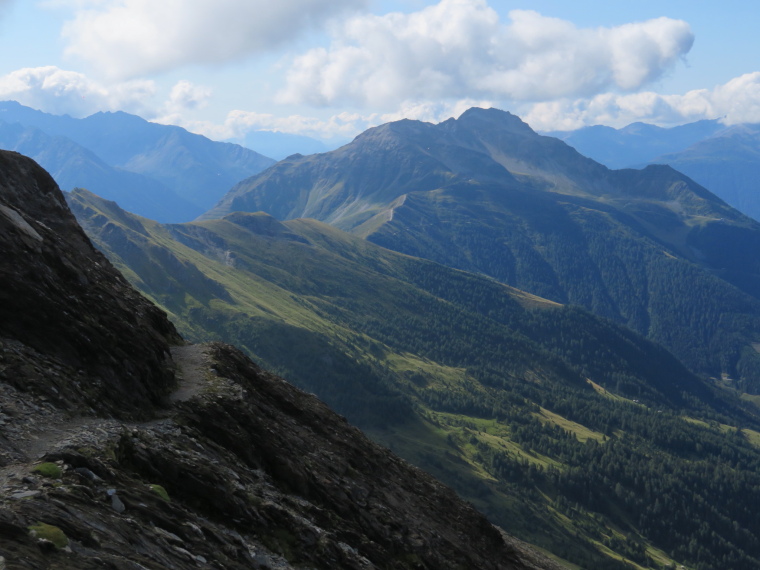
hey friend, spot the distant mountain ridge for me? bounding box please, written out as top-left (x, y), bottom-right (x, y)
top-left (232, 129), bottom-right (332, 160)
top-left (201, 107), bottom-right (760, 391)
top-left (0, 101), bottom-right (275, 221)
top-left (0, 120), bottom-right (201, 222)
top-left (653, 123), bottom-right (760, 221)
top-left (552, 119), bottom-right (760, 221)
top-left (547, 119), bottom-right (725, 169)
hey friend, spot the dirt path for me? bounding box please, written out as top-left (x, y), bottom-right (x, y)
top-left (0, 344), bottom-right (210, 490)
top-left (169, 344), bottom-right (211, 403)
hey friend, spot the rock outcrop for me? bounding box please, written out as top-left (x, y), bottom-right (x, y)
top-left (0, 150), bottom-right (181, 419)
top-left (0, 150), bottom-right (557, 568)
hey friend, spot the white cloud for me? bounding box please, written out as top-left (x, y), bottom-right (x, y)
top-left (151, 80), bottom-right (214, 130)
top-left (61, 0), bottom-right (367, 78)
top-left (279, 0), bottom-right (693, 107)
top-left (523, 72), bottom-right (760, 131)
top-left (0, 66), bottom-right (155, 117)
top-left (154, 96), bottom-right (493, 142)
top-left (154, 108), bottom-right (372, 142)
top-left (165, 80), bottom-right (212, 113)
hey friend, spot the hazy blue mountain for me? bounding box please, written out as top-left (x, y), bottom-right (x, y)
top-left (548, 119), bottom-right (724, 169)
top-left (0, 100), bottom-right (276, 217)
top-left (0, 120), bottom-right (200, 222)
top-left (651, 124), bottom-right (760, 221)
top-left (202, 107), bottom-right (760, 391)
top-left (234, 129), bottom-right (331, 160)
top-left (549, 118), bottom-right (760, 222)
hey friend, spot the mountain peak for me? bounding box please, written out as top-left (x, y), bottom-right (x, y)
top-left (456, 107), bottom-right (535, 135)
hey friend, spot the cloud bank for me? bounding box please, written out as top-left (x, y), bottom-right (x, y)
top-left (0, 66), bottom-right (156, 117)
top-left (4, 65), bottom-right (759, 141)
top-left (62, 0), bottom-right (367, 78)
top-left (524, 72), bottom-right (760, 131)
top-left (279, 0), bottom-right (694, 107)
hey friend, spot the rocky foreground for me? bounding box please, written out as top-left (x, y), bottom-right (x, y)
top-left (0, 150), bottom-right (560, 568)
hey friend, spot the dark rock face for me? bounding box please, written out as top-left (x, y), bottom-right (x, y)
top-left (0, 150), bottom-right (180, 417)
top-left (0, 152), bottom-right (555, 568)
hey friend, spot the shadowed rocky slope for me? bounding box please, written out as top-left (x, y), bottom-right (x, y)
top-left (0, 150), bottom-right (553, 568)
top-left (0, 150), bottom-right (181, 418)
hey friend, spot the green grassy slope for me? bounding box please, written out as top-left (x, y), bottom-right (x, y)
top-left (70, 188), bottom-right (760, 570)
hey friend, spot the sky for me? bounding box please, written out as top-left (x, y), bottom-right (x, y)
top-left (0, 0), bottom-right (757, 145)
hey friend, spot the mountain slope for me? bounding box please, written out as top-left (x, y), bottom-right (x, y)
top-left (0, 151), bottom-right (181, 417)
top-left (202, 107), bottom-right (760, 391)
top-left (70, 186), bottom-right (760, 569)
top-left (0, 101), bottom-right (276, 218)
top-left (0, 151), bottom-right (554, 569)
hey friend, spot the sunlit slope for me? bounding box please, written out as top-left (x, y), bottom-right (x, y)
top-left (71, 187), bottom-right (760, 570)
top-left (206, 107), bottom-right (760, 391)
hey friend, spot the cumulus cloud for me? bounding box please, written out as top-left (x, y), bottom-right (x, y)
top-left (151, 80), bottom-right (214, 130)
top-left (523, 72), bottom-right (760, 131)
top-left (165, 80), bottom-right (212, 113)
top-left (168, 69), bottom-right (760, 142)
top-left (0, 66), bottom-right (155, 117)
top-left (61, 0), bottom-right (367, 78)
top-left (279, 0), bottom-right (694, 108)
top-left (161, 98), bottom-right (491, 142)
top-left (225, 110), bottom-right (361, 139)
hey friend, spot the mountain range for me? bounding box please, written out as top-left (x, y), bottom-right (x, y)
top-left (70, 170), bottom-right (760, 568)
top-left (0, 101), bottom-right (275, 222)
top-left (201, 107), bottom-right (760, 394)
top-left (7, 101), bottom-right (760, 569)
top-left (0, 149), bottom-right (558, 569)
top-left (552, 119), bottom-right (760, 222)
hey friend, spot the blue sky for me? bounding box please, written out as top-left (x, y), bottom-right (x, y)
top-left (0, 1), bottom-right (757, 143)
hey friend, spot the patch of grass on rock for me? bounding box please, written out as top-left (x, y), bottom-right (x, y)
top-left (28, 522), bottom-right (68, 548)
top-left (32, 462), bottom-right (62, 479)
top-left (149, 484), bottom-right (170, 501)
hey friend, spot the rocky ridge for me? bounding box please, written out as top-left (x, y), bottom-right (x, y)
top-left (0, 151), bottom-right (558, 568)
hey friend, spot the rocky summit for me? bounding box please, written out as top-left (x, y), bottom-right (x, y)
top-left (0, 150), bottom-right (557, 568)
